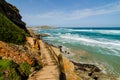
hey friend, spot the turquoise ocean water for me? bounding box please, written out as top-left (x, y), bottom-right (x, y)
top-left (37, 27), bottom-right (120, 77)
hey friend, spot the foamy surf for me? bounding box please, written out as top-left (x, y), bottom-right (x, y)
top-left (68, 29), bottom-right (120, 35)
top-left (38, 27), bottom-right (120, 77)
top-left (60, 33), bottom-right (120, 55)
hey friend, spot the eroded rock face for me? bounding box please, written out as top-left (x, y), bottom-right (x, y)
top-left (26, 37), bottom-right (40, 50)
top-left (0, 41), bottom-right (34, 65)
top-left (0, 0), bottom-right (28, 33)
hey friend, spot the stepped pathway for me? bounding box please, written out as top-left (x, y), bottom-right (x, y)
top-left (28, 40), bottom-right (60, 80)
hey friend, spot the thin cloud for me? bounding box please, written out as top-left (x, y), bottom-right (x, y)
top-left (23, 1), bottom-right (120, 24)
top-left (46, 1), bottom-right (120, 20)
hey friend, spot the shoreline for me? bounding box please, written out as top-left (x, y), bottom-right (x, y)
top-left (44, 40), bottom-right (118, 80)
top-left (46, 40), bottom-right (120, 77)
top-left (29, 28), bottom-right (119, 80)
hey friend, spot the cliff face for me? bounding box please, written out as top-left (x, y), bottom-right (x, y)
top-left (0, 38), bottom-right (42, 80)
top-left (0, 1), bottom-right (42, 79)
top-left (0, 0), bottom-right (28, 33)
top-left (0, 41), bottom-right (34, 65)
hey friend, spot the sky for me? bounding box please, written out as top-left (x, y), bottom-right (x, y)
top-left (7, 0), bottom-right (120, 27)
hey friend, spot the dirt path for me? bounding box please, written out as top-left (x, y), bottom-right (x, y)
top-left (28, 40), bottom-right (60, 80)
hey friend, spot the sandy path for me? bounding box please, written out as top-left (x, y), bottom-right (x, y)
top-left (28, 40), bottom-right (60, 80)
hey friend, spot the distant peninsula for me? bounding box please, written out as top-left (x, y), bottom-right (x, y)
top-left (35, 25), bottom-right (57, 29)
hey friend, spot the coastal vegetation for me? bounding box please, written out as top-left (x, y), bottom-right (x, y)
top-left (0, 59), bottom-right (34, 80)
top-left (19, 62), bottom-right (32, 76)
top-left (0, 13), bottom-right (26, 44)
top-left (0, 59), bottom-right (21, 80)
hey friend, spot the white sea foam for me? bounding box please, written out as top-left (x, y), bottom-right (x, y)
top-left (68, 29), bottom-right (120, 35)
top-left (59, 33), bottom-right (120, 56)
top-left (41, 29), bottom-right (120, 76)
top-left (42, 29), bottom-right (120, 56)
top-left (98, 30), bottom-right (120, 35)
top-left (60, 33), bottom-right (120, 46)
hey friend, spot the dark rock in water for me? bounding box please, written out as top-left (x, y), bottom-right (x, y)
top-left (67, 52), bottom-right (70, 54)
top-left (71, 61), bottom-right (117, 80)
top-left (59, 46), bottom-right (70, 54)
top-left (65, 50), bottom-right (67, 53)
top-left (72, 61), bottom-right (101, 72)
top-left (71, 61), bottom-right (102, 79)
top-left (0, 0), bottom-right (28, 33)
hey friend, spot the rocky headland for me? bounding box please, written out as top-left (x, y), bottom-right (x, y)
top-left (0, 0), bottom-right (28, 33)
top-left (0, 0), bottom-right (119, 80)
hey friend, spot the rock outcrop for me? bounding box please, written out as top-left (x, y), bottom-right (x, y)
top-left (26, 37), bottom-right (40, 50)
top-left (60, 56), bottom-right (82, 80)
top-left (0, 0), bottom-right (28, 33)
top-left (0, 41), bottom-right (34, 65)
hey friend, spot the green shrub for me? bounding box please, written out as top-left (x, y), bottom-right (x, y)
top-left (20, 62), bottom-right (31, 76)
top-left (0, 59), bottom-right (21, 80)
top-left (0, 59), bottom-right (18, 69)
top-left (0, 13), bottom-right (26, 44)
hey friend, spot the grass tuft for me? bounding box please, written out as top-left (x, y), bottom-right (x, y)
top-left (19, 62), bottom-right (31, 76)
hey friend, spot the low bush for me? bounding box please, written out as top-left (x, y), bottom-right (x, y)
top-left (0, 59), bottom-right (21, 80)
top-left (19, 62), bottom-right (31, 76)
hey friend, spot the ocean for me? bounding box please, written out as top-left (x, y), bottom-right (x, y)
top-left (37, 27), bottom-right (120, 77)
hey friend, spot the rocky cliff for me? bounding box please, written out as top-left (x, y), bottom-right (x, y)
top-left (0, 37), bottom-right (42, 80)
top-left (0, 0), bottom-right (28, 33)
top-left (0, 1), bottom-right (42, 79)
